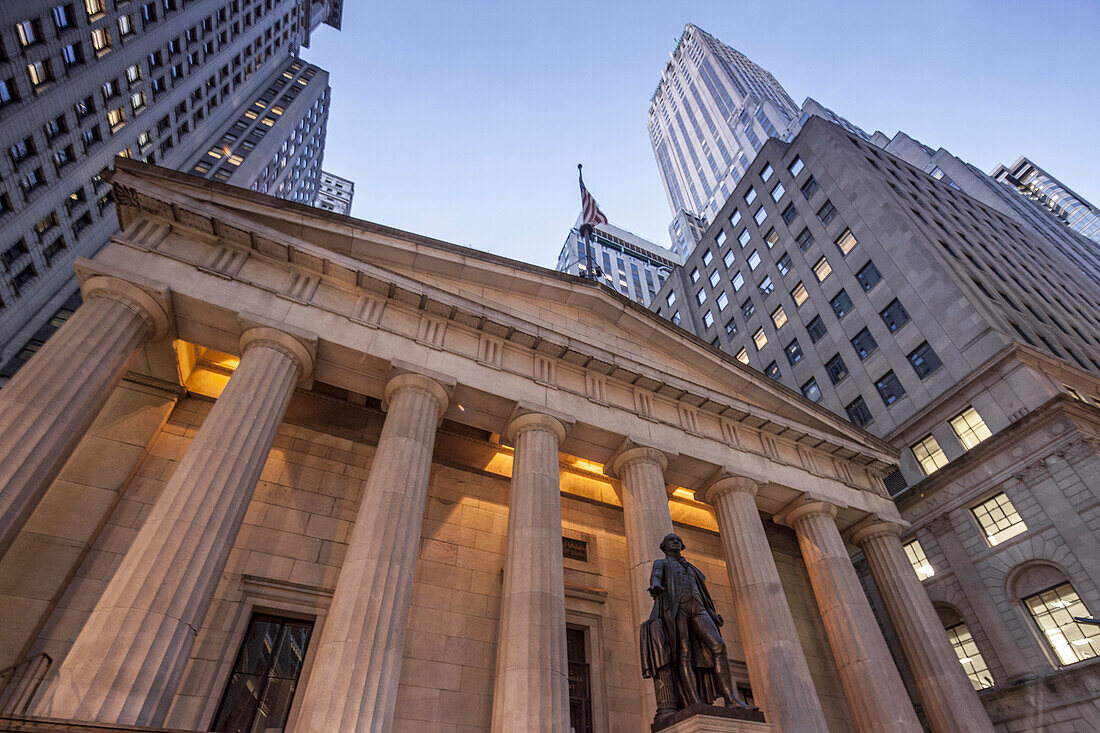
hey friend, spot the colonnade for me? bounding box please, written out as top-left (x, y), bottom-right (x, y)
top-left (0, 282), bottom-right (993, 733)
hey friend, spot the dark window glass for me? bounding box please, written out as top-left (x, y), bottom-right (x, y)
top-left (825, 354), bottom-right (849, 384)
top-left (875, 370), bottom-right (906, 405)
top-left (801, 176), bottom-right (819, 199)
top-left (801, 378), bottom-right (821, 402)
top-left (817, 200), bottom-right (837, 226)
top-left (568, 627), bottom-right (593, 733)
top-left (807, 315), bottom-right (827, 343)
top-left (211, 614), bottom-right (313, 733)
top-left (765, 361), bottom-right (781, 380)
top-left (776, 252), bottom-right (792, 276)
top-left (741, 298), bottom-right (755, 319)
top-left (851, 328), bottom-right (878, 360)
top-left (782, 203), bottom-right (798, 225)
top-left (758, 276), bottom-right (774, 297)
top-left (830, 289), bottom-right (853, 319)
top-left (908, 341), bottom-right (943, 379)
top-left (881, 299), bottom-right (910, 332)
top-left (724, 318), bottom-right (737, 335)
top-left (785, 339), bottom-right (803, 365)
top-left (795, 228), bottom-right (814, 251)
top-left (856, 260), bottom-right (881, 291)
top-left (846, 396), bottom-right (873, 427)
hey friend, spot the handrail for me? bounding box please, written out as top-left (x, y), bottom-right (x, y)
top-left (0, 653), bottom-right (52, 717)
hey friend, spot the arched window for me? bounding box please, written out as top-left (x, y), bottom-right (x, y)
top-left (935, 605), bottom-right (993, 690)
top-left (1012, 564), bottom-right (1100, 666)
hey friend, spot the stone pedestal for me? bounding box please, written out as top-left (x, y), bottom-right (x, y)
top-left (786, 502), bottom-right (921, 733)
top-left (0, 277), bottom-right (167, 560)
top-left (38, 327), bottom-right (312, 726)
top-left (653, 705), bottom-right (771, 733)
top-left (703, 478), bottom-right (828, 733)
top-left (291, 373), bottom-right (448, 733)
top-left (490, 412), bottom-right (570, 733)
top-left (853, 521), bottom-right (995, 733)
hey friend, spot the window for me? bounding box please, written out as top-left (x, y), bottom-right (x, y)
top-left (210, 614), bottom-right (313, 733)
top-left (9, 136), bottom-right (34, 164)
top-left (788, 156), bottom-right (804, 177)
top-left (795, 228), bottom-right (814, 251)
top-left (945, 624), bottom-right (994, 690)
top-left (770, 181), bottom-right (785, 202)
top-left (791, 282), bottom-right (808, 307)
top-left (0, 78), bottom-right (18, 107)
top-left (28, 60), bottom-right (53, 88)
top-left (729, 209), bottom-right (742, 227)
top-left (715, 230), bottom-right (726, 247)
top-left (835, 228), bottom-right (858, 255)
top-left (567, 627), bottom-right (594, 733)
top-left (690, 268), bottom-right (700, 283)
top-left (725, 318), bottom-right (737, 335)
top-left (760, 163), bottom-right (773, 182)
top-left (903, 539), bottom-right (934, 580)
top-left (75, 95), bottom-right (94, 119)
top-left (107, 106), bottom-right (126, 131)
top-left (666, 291), bottom-right (676, 308)
top-left (753, 327), bottom-right (767, 350)
top-left (971, 492), bottom-right (1026, 545)
top-left (816, 200), bottom-right (837, 226)
top-left (912, 434), bottom-right (948, 475)
top-left (709, 270), bottom-right (720, 287)
top-left (801, 378), bottom-right (821, 402)
top-left (16, 19), bottom-right (41, 47)
top-left (875, 370), bottom-right (905, 406)
top-left (908, 342), bottom-right (943, 379)
top-left (784, 338), bottom-right (802, 365)
top-left (765, 361), bottom-right (780, 380)
top-left (801, 176), bottom-right (819, 199)
top-left (703, 310), bottom-right (714, 328)
top-left (830, 290), bottom-right (853, 319)
top-left (671, 311), bottom-right (680, 325)
top-left (1023, 583), bottom-right (1100, 665)
top-left (813, 257), bottom-right (832, 282)
top-left (851, 328), bottom-right (878, 359)
top-left (881, 299), bottom-right (911, 332)
top-left (782, 203), bottom-right (798, 225)
top-left (118, 13), bottom-right (134, 37)
top-left (735, 348), bottom-right (749, 365)
top-left (856, 261), bottom-right (881, 291)
top-left (753, 206), bottom-right (767, 226)
top-left (771, 304), bottom-right (787, 329)
top-left (846, 396), bottom-right (872, 428)
top-left (731, 272), bottom-right (744, 291)
top-left (84, 0), bottom-right (105, 18)
top-left (130, 91), bottom-right (146, 112)
top-left (91, 27), bottom-right (111, 55)
top-left (764, 228), bottom-right (780, 249)
top-left (738, 229), bottom-right (750, 247)
top-left (807, 315), bottom-right (827, 343)
top-left (747, 250), bottom-right (761, 270)
top-left (759, 276), bottom-right (774, 297)
top-left (723, 249), bottom-right (735, 268)
top-left (702, 249), bottom-right (713, 266)
top-left (53, 5), bottom-right (74, 30)
top-left (696, 288), bottom-right (706, 305)
top-left (716, 291), bottom-right (728, 311)
top-left (951, 407), bottom-right (992, 450)
top-left (741, 298), bottom-right (755, 319)
top-left (776, 253), bottom-right (792, 276)
top-left (744, 187), bottom-right (757, 205)
top-left (825, 354), bottom-right (849, 384)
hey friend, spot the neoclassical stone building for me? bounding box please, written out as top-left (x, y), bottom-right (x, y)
top-left (0, 161), bottom-right (995, 732)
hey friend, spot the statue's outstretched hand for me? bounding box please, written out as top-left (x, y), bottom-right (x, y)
top-left (648, 584), bottom-right (665, 598)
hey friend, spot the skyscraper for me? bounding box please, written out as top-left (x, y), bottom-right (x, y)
top-left (0, 0), bottom-right (341, 376)
top-left (992, 156), bottom-right (1100, 247)
top-left (647, 24), bottom-right (866, 257)
top-left (313, 169), bottom-right (353, 214)
top-left (556, 218), bottom-right (681, 307)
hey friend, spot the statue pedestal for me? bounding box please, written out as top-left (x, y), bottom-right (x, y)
top-left (652, 704), bottom-right (770, 733)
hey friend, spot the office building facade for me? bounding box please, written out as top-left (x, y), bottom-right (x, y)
top-left (992, 156), bottom-right (1100, 247)
top-left (555, 220), bottom-right (681, 307)
top-left (651, 115), bottom-right (1100, 730)
top-left (313, 169), bottom-right (352, 214)
top-left (0, 0), bottom-right (341, 378)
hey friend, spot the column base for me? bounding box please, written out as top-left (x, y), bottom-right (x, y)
top-left (653, 704), bottom-right (769, 733)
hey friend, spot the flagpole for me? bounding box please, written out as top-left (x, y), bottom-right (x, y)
top-left (578, 164), bottom-right (597, 282)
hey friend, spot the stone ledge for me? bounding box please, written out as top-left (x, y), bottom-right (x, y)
top-left (0, 717), bottom-right (197, 733)
top-left (652, 704), bottom-right (770, 733)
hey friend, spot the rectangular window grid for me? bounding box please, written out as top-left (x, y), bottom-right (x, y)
top-left (903, 538), bottom-right (935, 580)
top-left (912, 435), bottom-right (948, 475)
top-left (946, 623), bottom-right (994, 690)
top-left (972, 492), bottom-right (1026, 546)
top-left (951, 407), bottom-right (992, 450)
top-left (1024, 583), bottom-right (1100, 666)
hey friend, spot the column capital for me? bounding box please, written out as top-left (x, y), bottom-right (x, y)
top-left (502, 411), bottom-right (567, 446)
top-left (383, 372), bottom-right (450, 414)
top-left (239, 326), bottom-right (316, 383)
top-left (700, 474), bottom-right (759, 505)
top-left (784, 499), bottom-right (839, 528)
top-left (606, 443), bottom-right (669, 478)
top-left (81, 275), bottom-right (171, 340)
top-left (850, 519), bottom-right (904, 547)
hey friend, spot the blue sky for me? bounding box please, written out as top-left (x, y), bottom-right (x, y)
top-left (301, 1), bottom-right (1099, 269)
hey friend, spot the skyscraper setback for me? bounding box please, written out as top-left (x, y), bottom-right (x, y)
top-left (0, 0), bottom-right (341, 377)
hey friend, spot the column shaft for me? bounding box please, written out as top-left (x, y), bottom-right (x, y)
top-left (40, 333), bottom-right (306, 725)
top-left (854, 523), bottom-right (995, 733)
top-left (291, 374), bottom-right (447, 733)
top-left (612, 448), bottom-right (673, 724)
top-left (0, 295), bottom-right (153, 559)
top-left (789, 505), bottom-right (921, 733)
top-left (491, 413), bottom-right (569, 733)
top-left (706, 481), bottom-right (829, 733)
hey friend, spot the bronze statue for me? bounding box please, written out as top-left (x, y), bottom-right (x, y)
top-left (640, 533), bottom-right (757, 726)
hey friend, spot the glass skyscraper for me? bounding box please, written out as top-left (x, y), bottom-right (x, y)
top-left (992, 157), bottom-right (1100, 246)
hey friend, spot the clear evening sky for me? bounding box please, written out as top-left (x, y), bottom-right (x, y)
top-left (301, 1), bottom-right (1099, 269)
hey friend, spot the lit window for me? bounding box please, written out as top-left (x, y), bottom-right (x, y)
top-left (971, 492), bottom-right (1026, 546)
top-left (903, 539), bottom-right (935, 580)
top-left (813, 257), bottom-right (832, 282)
top-left (760, 163), bottom-right (773, 182)
top-left (118, 13), bottom-right (134, 36)
top-left (27, 60), bottom-right (53, 88)
top-left (753, 207), bottom-right (767, 226)
top-left (771, 305), bottom-right (787, 329)
top-left (126, 64), bottom-right (141, 84)
top-left (748, 250), bottom-right (761, 270)
top-left (753, 328), bottom-right (767, 350)
top-left (791, 282), bottom-right (808, 306)
top-left (912, 435), bottom-right (948, 475)
top-left (245, 109), bottom-right (259, 119)
top-left (91, 27), bottom-right (111, 54)
top-left (744, 187), bottom-right (757, 205)
top-left (16, 19), bottom-right (40, 47)
top-left (107, 106), bottom-right (125, 130)
top-left (130, 91), bottom-right (146, 112)
top-left (736, 348), bottom-right (749, 365)
top-left (950, 407), bottom-right (992, 450)
top-left (770, 181), bottom-right (785, 202)
top-left (835, 228), bottom-right (858, 255)
top-left (1024, 583), bottom-right (1100, 666)
top-left (85, 0), bottom-right (105, 17)
top-left (788, 156), bottom-right (804, 177)
top-left (945, 623), bottom-right (994, 689)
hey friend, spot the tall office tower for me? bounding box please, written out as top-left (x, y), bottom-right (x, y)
top-left (555, 218), bottom-right (681, 307)
top-left (647, 24), bottom-right (867, 258)
top-left (313, 169), bottom-right (353, 214)
top-left (651, 116), bottom-right (1100, 729)
top-left (0, 0), bottom-right (342, 378)
top-left (992, 157), bottom-right (1100, 246)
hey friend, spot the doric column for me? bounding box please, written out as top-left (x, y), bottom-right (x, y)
top-left (292, 373), bottom-right (448, 733)
top-left (852, 521), bottom-right (995, 733)
top-left (785, 501), bottom-right (921, 733)
top-left (703, 477), bottom-right (829, 733)
top-left (491, 412), bottom-right (569, 733)
top-left (607, 445), bottom-right (673, 722)
top-left (39, 326), bottom-right (313, 726)
top-left (0, 276), bottom-right (168, 560)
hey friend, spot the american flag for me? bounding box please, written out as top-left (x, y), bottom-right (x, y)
top-left (578, 164), bottom-right (608, 233)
